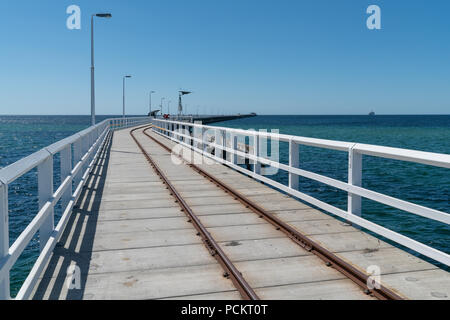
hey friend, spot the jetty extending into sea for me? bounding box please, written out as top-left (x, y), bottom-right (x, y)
top-left (0, 117), bottom-right (448, 300)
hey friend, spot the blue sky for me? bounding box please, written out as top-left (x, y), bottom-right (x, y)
top-left (0, 0), bottom-right (449, 115)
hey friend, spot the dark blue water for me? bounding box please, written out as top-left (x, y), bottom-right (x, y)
top-left (1, 114), bottom-right (449, 296)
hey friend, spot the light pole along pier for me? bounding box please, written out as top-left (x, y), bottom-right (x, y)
top-left (90, 13), bottom-right (112, 126)
top-left (122, 75), bottom-right (132, 118)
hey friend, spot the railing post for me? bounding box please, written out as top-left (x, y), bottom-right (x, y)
top-left (232, 134), bottom-right (238, 165)
top-left (87, 132), bottom-right (93, 164)
top-left (215, 129), bottom-right (224, 160)
top-left (193, 122), bottom-right (202, 151)
top-left (188, 126), bottom-right (193, 148)
top-left (0, 182), bottom-right (10, 299)
top-left (253, 132), bottom-right (261, 175)
top-left (60, 146), bottom-right (72, 211)
top-left (73, 137), bottom-right (83, 190)
top-left (38, 155), bottom-right (54, 252)
top-left (289, 139), bottom-right (299, 190)
top-left (348, 146), bottom-right (362, 217)
top-left (81, 134), bottom-right (88, 174)
top-left (202, 128), bottom-right (207, 154)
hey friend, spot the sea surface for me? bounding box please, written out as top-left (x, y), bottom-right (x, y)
top-left (1, 114), bottom-right (449, 297)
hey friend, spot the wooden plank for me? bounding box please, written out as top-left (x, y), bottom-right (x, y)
top-left (34, 263), bottom-right (235, 300)
top-left (95, 207), bottom-right (184, 221)
top-left (165, 291), bottom-right (241, 300)
top-left (257, 279), bottom-right (374, 300)
top-left (235, 256), bottom-right (346, 288)
top-left (380, 269), bottom-right (450, 300)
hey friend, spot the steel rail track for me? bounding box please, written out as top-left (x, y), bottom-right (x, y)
top-left (130, 126), bottom-right (260, 300)
top-left (144, 125), bottom-right (404, 300)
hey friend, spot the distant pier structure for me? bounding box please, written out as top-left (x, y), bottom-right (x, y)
top-left (148, 111), bottom-right (257, 125)
top-left (191, 112), bottom-right (257, 124)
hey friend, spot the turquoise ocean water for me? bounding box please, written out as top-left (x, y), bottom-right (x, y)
top-left (0, 114), bottom-right (449, 296)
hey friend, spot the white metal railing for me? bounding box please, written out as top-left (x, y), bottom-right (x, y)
top-left (151, 118), bottom-right (450, 267)
top-left (0, 116), bottom-right (152, 300)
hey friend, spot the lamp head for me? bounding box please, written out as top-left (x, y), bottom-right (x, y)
top-left (96, 13), bottom-right (112, 18)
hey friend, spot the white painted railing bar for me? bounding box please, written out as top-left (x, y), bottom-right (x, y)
top-left (155, 124), bottom-right (450, 225)
top-left (0, 182), bottom-right (9, 299)
top-left (151, 119), bottom-right (450, 266)
top-left (0, 128), bottom-right (108, 284)
top-left (0, 116), bottom-right (152, 300)
top-left (156, 118), bottom-right (450, 168)
top-left (15, 132), bottom-right (112, 300)
top-left (214, 142), bottom-right (450, 225)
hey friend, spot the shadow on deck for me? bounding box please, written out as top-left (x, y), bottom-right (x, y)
top-left (32, 132), bottom-right (113, 300)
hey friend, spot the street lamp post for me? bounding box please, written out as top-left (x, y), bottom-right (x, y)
top-left (149, 91), bottom-right (155, 115)
top-left (90, 13), bottom-right (112, 126)
top-left (160, 97), bottom-right (165, 114)
top-left (178, 91), bottom-right (192, 116)
top-left (167, 100), bottom-right (171, 115)
top-left (123, 75), bottom-right (132, 118)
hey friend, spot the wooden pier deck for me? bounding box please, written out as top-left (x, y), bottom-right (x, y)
top-left (31, 126), bottom-right (450, 300)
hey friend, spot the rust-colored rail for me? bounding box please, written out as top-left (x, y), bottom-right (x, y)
top-left (130, 126), bottom-right (259, 300)
top-left (144, 125), bottom-right (404, 300)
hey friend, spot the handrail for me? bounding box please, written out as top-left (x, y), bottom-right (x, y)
top-left (0, 116), bottom-right (152, 300)
top-left (151, 118), bottom-right (450, 267)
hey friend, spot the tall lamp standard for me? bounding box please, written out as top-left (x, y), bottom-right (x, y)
top-left (167, 100), bottom-right (172, 115)
top-left (91, 13), bottom-right (112, 126)
top-left (149, 91), bottom-right (155, 115)
top-left (160, 97), bottom-right (165, 114)
top-left (178, 90), bottom-right (192, 116)
top-left (122, 75), bottom-right (132, 118)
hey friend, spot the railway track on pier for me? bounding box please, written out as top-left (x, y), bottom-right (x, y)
top-left (130, 125), bottom-right (403, 300)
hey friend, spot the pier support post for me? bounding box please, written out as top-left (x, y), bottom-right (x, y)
top-left (232, 134), bottom-right (238, 165)
top-left (38, 156), bottom-right (54, 252)
top-left (81, 134), bottom-right (89, 174)
top-left (73, 138), bottom-right (83, 190)
top-left (0, 182), bottom-right (10, 299)
top-left (193, 123), bottom-right (201, 151)
top-left (215, 129), bottom-right (224, 160)
top-left (87, 132), bottom-right (93, 165)
top-left (60, 146), bottom-right (72, 211)
top-left (348, 147), bottom-right (362, 218)
top-left (253, 132), bottom-right (261, 175)
top-left (289, 139), bottom-right (299, 190)
top-left (202, 128), bottom-right (208, 154)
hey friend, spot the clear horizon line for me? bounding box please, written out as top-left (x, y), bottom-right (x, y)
top-left (1, 113), bottom-right (450, 117)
